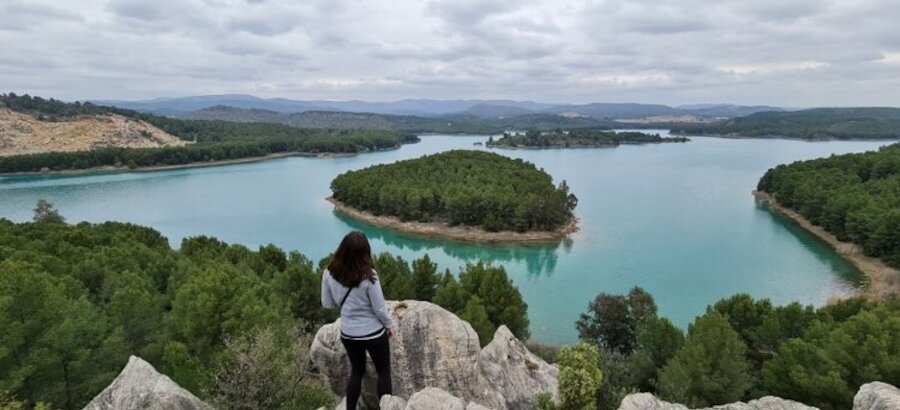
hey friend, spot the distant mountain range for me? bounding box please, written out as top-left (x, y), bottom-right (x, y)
top-left (178, 105), bottom-right (632, 133)
top-left (93, 94), bottom-right (784, 120)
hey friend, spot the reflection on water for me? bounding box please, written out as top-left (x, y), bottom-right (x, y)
top-left (334, 211), bottom-right (572, 276)
top-left (753, 202), bottom-right (863, 288)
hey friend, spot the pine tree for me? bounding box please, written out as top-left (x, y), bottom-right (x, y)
top-left (657, 312), bottom-right (751, 407)
top-left (458, 296), bottom-right (494, 346)
top-left (32, 199), bottom-right (65, 224)
top-left (628, 316), bottom-right (684, 392)
top-left (411, 254), bottom-right (439, 301)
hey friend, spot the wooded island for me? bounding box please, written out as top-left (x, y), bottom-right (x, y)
top-left (486, 129), bottom-right (688, 149)
top-left (329, 150), bottom-right (577, 241)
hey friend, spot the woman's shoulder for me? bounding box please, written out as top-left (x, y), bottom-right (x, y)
top-left (362, 270), bottom-right (380, 287)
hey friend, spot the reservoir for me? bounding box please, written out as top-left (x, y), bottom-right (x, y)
top-left (0, 133), bottom-right (890, 342)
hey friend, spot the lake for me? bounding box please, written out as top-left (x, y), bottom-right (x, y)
top-left (0, 133), bottom-right (891, 343)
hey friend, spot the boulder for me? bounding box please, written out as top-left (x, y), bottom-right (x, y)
top-left (853, 382), bottom-right (900, 410)
top-left (83, 356), bottom-right (210, 410)
top-left (379, 395), bottom-right (408, 410)
top-left (480, 326), bottom-right (559, 408)
top-left (406, 387), bottom-right (466, 410)
top-left (310, 301), bottom-right (556, 409)
top-left (617, 393), bottom-right (818, 410)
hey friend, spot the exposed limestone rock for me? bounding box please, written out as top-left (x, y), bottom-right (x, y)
top-left (83, 355), bottom-right (210, 410)
top-left (379, 395), bottom-right (408, 410)
top-left (853, 382), bottom-right (900, 410)
top-left (406, 387), bottom-right (466, 410)
top-left (480, 326), bottom-right (559, 408)
top-left (0, 108), bottom-right (186, 157)
top-left (617, 393), bottom-right (818, 410)
top-left (310, 301), bottom-right (557, 409)
top-left (466, 402), bottom-right (493, 410)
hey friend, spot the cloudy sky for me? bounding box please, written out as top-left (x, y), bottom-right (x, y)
top-left (2, 0), bottom-right (899, 106)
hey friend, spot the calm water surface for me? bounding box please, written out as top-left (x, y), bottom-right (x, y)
top-left (0, 133), bottom-right (891, 342)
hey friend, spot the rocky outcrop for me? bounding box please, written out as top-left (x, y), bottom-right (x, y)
top-left (0, 108), bottom-right (186, 157)
top-left (310, 301), bottom-right (557, 410)
top-left (853, 382), bottom-right (900, 410)
top-left (480, 326), bottom-right (558, 409)
top-left (379, 395), bottom-right (408, 410)
top-left (375, 388), bottom-right (493, 410)
top-left (618, 383), bottom-right (900, 410)
top-left (83, 355), bottom-right (211, 410)
top-left (617, 393), bottom-right (817, 410)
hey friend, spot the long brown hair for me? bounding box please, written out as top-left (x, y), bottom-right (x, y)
top-left (328, 231), bottom-right (376, 287)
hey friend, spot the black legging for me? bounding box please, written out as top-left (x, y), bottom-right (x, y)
top-left (340, 332), bottom-right (391, 409)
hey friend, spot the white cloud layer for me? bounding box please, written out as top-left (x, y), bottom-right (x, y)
top-left (1, 0), bottom-right (899, 106)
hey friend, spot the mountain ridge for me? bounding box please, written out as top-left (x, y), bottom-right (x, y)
top-left (93, 94), bottom-right (785, 119)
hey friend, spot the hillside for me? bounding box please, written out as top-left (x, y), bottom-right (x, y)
top-left (97, 94), bottom-right (782, 122)
top-left (0, 107), bottom-right (185, 157)
top-left (672, 107), bottom-right (900, 140)
top-left (183, 106), bottom-right (624, 133)
top-left (182, 106), bottom-right (501, 134)
top-left (0, 94), bottom-right (417, 173)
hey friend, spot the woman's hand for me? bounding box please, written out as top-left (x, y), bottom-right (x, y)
top-left (387, 329), bottom-right (394, 339)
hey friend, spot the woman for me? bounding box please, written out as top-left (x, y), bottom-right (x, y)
top-left (321, 231), bottom-right (394, 409)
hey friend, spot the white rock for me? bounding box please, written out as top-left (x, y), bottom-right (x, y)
top-left (853, 382), bottom-right (900, 410)
top-left (406, 387), bottom-right (466, 410)
top-left (310, 301), bottom-right (558, 409)
top-left (480, 326), bottom-right (559, 409)
top-left (617, 393), bottom-right (819, 410)
top-left (466, 402), bottom-right (495, 410)
top-left (380, 395), bottom-right (408, 410)
top-left (82, 356), bottom-right (211, 410)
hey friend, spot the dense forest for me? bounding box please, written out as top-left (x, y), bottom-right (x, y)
top-left (1, 203), bottom-right (898, 410)
top-left (0, 93), bottom-right (417, 173)
top-left (671, 107), bottom-right (900, 140)
top-left (486, 129), bottom-right (689, 148)
top-left (757, 142), bottom-right (900, 268)
top-left (0, 206), bottom-right (529, 409)
top-left (330, 150), bottom-right (577, 232)
top-left (569, 288), bottom-right (899, 410)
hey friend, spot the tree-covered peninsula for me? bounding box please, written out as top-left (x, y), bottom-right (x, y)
top-left (330, 150), bottom-right (577, 237)
top-left (0, 93), bottom-right (418, 173)
top-left (486, 129), bottom-right (688, 149)
top-left (671, 107), bottom-right (900, 140)
top-left (756, 142), bottom-right (900, 272)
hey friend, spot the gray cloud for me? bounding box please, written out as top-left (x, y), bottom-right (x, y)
top-left (0, 0), bottom-right (898, 106)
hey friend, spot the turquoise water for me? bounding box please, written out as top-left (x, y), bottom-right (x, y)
top-left (0, 133), bottom-right (891, 343)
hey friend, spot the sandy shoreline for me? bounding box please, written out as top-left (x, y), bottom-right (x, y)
top-left (0, 148), bottom-right (396, 178)
top-left (753, 190), bottom-right (900, 300)
top-left (327, 197), bottom-right (578, 243)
